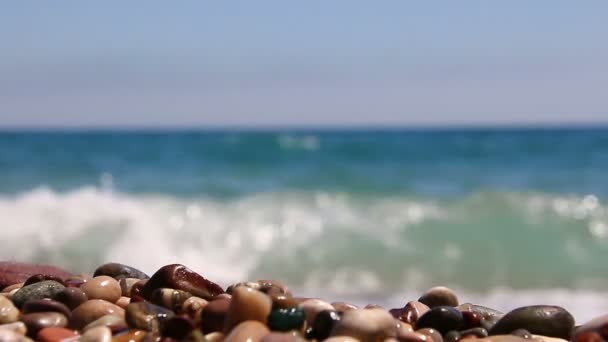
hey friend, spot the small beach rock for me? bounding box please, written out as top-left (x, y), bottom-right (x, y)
top-left (116, 296), bottom-right (131, 309)
top-left (69, 299), bottom-right (125, 330)
top-left (81, 326), bottom-right (112, 342)
top-left (395, 330), bottom-right (430, 342)
top-left (36, 327), bottom-right (78, 342)
top-left (0, 262), bottom-right (71, 289)
top-left (457, 304), bottom-right (503, 327)
top-left (93, 263), bottom-right (149, 280)
top-left (20, 312), bottom-right (68, 337)
top-left (161, 315), bottom-right (195, 340)
top-left (260, 331), bottom-right (305, 342)
top-left (488, 306), bottom-right (574, 339)
top-left (22, 299), bottom-right (71, 318)
top-left (330, 308), bottom-right (397, 342)
top-left (125, 301), bottom-right (175, 333)
top-left (181, 296), bottom-right (207, 324)
top-left (1, 283), bottom-right (23, 293)
top-left (308, 310), bottom-right (341, 340)
top-left (0, 296), bottom-right (19, 324)
top-left (23, 275), bottom-right (64, 287)
top-left (141, 264), bottom-right (224, 301)
top-left (323, 337), bottom-right (360, 342)
top-left (0, 329), bottom-right (34, 342)
top-left (298, 299), bottom-right (335, 326)
top-left (0, 321), bottom-right (27, 335)
top-left (201, 298), bottom-right (231, 333)
top-left (224, 321), bottom-right (269, 342)
top-left (268, 308), bottom-right (305, 332)
top-left (203, 331), bottom-right (225, 342)
top-left (11, 281), bottom-right (65, 308)
top-left (269, 293), bottom-right (298, 310)
top-left (53, 287), bottom-right (88, 310)
top-left (415, 306), bottom-right (464, 334)
top-left (112, 329), bottom-right (148, 342)
top-left (81, 275), bottom-right (121, 303)
top-left (82, 314), bottom-right (127, 332)
top-left (460, 327), bottom-right (488, 338)
top-left (416, 328), bottom-right (443, 342)
top-left (150, 288), bottom-right (192, 311)
top-left (120, 278), bottom-right (142, 297)
top-left (224, 286), bottom-right (272, 332)
top-left (390, 301), bottom-right (430, 325)
top-left (418, 287), bottom-right (459, 308)
top-left (460, 336), bottom-right (529, 342)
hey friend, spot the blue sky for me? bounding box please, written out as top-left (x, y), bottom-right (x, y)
top-left (1, 1), bottom-right (607, 127)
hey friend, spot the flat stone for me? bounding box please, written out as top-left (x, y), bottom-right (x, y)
top-left (80, 326), bottom-right (112, 342)
top-left (224, 321), bottom-right (269, 342)
top-left (36, 327), bottom-right (78, 342)
top-left (0, 262), bottom-right (71, 289)
top-left (0, 295), bottom-right (19, 324)
top-left (141, 264), bottom-right (224, 301)
top-left (11, 281), bottom-right (65, 308)
top-left (201, 298), bottom-right (231, 333)
top-left (418, 287), bottom-right (459, 308)
top-left (22, 299), bottom-right (71, 318)
top-left (488, 305), bottom-right (574, 340)
top-left (415, 306), bottom-right (464, 335)
top-left (93, 263), bottom-right (149, 280)
top-left (69, 299), bottom-right (125, 330)
top-left (81, 276), bottom-right (122, 303)
top-left (330, 308), bottom-right (397, 342)
top-left (125, 301), bottom-right (175, 333)
top-left (20, 312), bottom-right (68, 338)
top-left (53, 287), bottom-right (88, 311)
top-left (224, 286), bottom-right (272, 333)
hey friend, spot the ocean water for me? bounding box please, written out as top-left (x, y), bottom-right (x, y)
top-left (1, 128), bottom-right (608, 321)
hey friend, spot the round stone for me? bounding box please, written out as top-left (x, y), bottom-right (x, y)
top-left (330, 308), bottom-right (397, 342)
top-left (53, 287), bottom-right (88, 310)
top-left (69, 299), bottom-right (125, 330)
top-left (224, 321), bottom-right (270, 342)
top-left (0, 295), bottom-right (19, 324)
top-left (308, 310), bottom-right (341, 340)
top-left (11, 281), bottom-right (65, 308)
top-left (82, 314), bottom-right (127, 332)
top-left (418, 287), bottom-right (459, 308)
top-left (224, 286), bottom-right (272, 332)
top-left (181, 296), bottom-right (208, 325)
top-left (0, 321), bottom-right (27, 335)
top-left (150, 288), bottom-right (192, 311)
top-left (0, 329), bottom-right (35, 342)
top-left (93, 263), bottom-right (149, 280)
top-left (125, 301), bottom-right (175, 333)
top-left (488, 305), bottom-right (574, 340)
top-left (119, 278), bottom-right (141, 297)
top-left (268, 307), bottom-right (305, 332)
top-left (20, 312), bottom-right (68, 338)
top-left (81, 276), bottom-right (122, 303)
top-left (415, 306), bottom-right (464, 335)
top-left (389, 301), bottom-right (430, 325)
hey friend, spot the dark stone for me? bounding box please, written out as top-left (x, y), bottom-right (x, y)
top-left (200, 298), bottom-right (231, 333)
top-left (94, 262), bottom-right (149, 280)
top-left (415, 306), bottom-right (464, 335)
top-left (510, 329), bottom-right (533, 339)
top-left (270, 292), bottom-right (299, 310)
top-left (488, 305), bottom-right (575, 339)
top-left (457, 303), bottom-right (503, 327)
top-left (461, 311), bottom-right (483, 329)
top-left (11, 280), bottom-right (65, 308)
top-left (161, 315), bottom-right (195, 340)
top-left (460, 327), bottom-right (488, 338)
top-left (22, 299), bottom-right (71, 318)
top-left (125, 302), bottom-right (175, 333)
top-left (53, 287), bottom-right (88, 310)
top-left (141, 264), bottom-right (224, 301)
top-left (268, 307), bottom-right (305, 332)
top-left (21, 312), bottom-right (68, 338)
top-left (308, 310), bottom-right (341, 340)
top-left (0, 261), bottom-right (72, 289)
top-left (444, 331), bottom-right (461, 342)
top-left (23, 274), bottom-right (65, 286)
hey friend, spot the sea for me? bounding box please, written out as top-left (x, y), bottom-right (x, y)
top-left (1, 128), bottom-right (607, 322)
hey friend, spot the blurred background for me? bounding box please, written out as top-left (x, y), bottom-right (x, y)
top-left (1, 1), bottom-right (608, 322)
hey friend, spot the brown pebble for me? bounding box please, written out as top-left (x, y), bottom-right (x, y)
top-left (1, 283), bottom-right (23, 293)
top-left (120, 278), bottom-right (142, 297)
top-left (116, 296), bottom-right (131, 309)
top-left (0, 329), bottom-right (35, 342)
top-left (81, 326), bottom-right (112, 342)
top-left (201, 298), bottom-right (231, 333)
top-left (53, 287), bottom-right (88, 310)
top-left (22, 299), bottom-right (71, 319)
top-left (141, 264), bottom-right (224, 301)
top-left (323, 336), bottom-right (360, 342)
top-left (224, 321), bottom-right (270, 342)
top-left (82, 314), bottom-right (127, 332)
top-left (21, 312), bottom-right (68, 338)
top-left (390, 301), bottom-right (430, 325)
top-left (81, 276), bottom-right (122, 303)
top-left (204, 331), bottom-right (226, 342)
top-left (0, 295), bottom-right (19, 324)
top-left (298, 299), bottom-right (335, 326)
top-left (224, 286), bottom-right (272, 333)
top-left (36, 327), bottom-right (78, 342)
top-left (330, 308), bottom-right (397, 342)
top-left (181, 296), bottom-right (208, 325)
top-left (113, 329), bottom-right (147, 342)
top-left (418, 287), bottom-right (459, 308)
top-left (69, 299), bottom-right (125, 330)
top-left (416, 328), bottom-right (443, 342)
top-left (331, 302), bottom-right (358, 312)
top-left (260, 332), bottom-right (305, 342)
top-left (0, 321), bottom-right (28, 335)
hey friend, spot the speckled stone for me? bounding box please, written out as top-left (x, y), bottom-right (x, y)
top-left (298, 299), bottom-right (335, 326)
top-left (141, 264), bottom-right (224, 301)
top-left (93, 263), bottom-right (149, 280)
top-left (488, 306), bottom-right (574, 340)
top-left (330, 308), bottom-right (397, 342)
top-left (36, 327), bottom-right (78, 342)
top-left (81, 326), bottom-right (112, 342)
top-left (125, 302), bottom-right (175, 333)
top-left (20, 312), bottom-right (68, 338)
top-left (201, 298), bottom-right (231, 333)
top-left (22, 299), bottom-right (71, 319)
top-left (418, 287), bottom-right (459, 308)
top-left (53, 287), bottom-right (88, 311)
top-left (81, 276), bottom-right (122, 303)
top-left (0, 295), bottom-right (19, 324)
top-left (224, 321), bottom-right (269, 342)
top-left (224, 286), bottom-right (272, 333)
top-left (415, 306), bottom-right (464, 335)
top-left (11, 281), bottom-right (65, 308)
top-left (0, 321), bottom-right (27, 335)
top-left (69, 299), bottom-right (125, 330)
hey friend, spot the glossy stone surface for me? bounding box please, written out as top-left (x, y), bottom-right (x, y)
top-left (160, 315), bottom-right (194, 340)
top-left (201, 298), bottom-right (231, 333)
top-left (82, 314), bottom-right (127, 332)
top-left (81, 326), bottom-right (112, 342)
top-left (23, 275), bottom-right (65, 287)
top-left (0, 329), bottom-right (35, 342)
top-left (488, 305), bottom-right (574, 339)
top-left (36, 327), bottom-right (78, 342)
top-left (0, 321), bottom-right (28, 335)
top-left (308, 310), bottom-right (341, 340)
top-left (298, 299), bottom-right (335, 326)
top-left (415, 306), bottom-right (464, 335)
top-left (330, 308), bottom-right (397, 342)
top-left (141, 264), bottom-right (224, 301)
top-left (457, 303), bottom-right (503, 327)
top-left (125, 302), bottom-right (175, 333)
top-left (93, 263), bottom-right (149, 280)
top-left (22, 299), bottom-right (71, 319)
top-left (268, 307), bottom-right (305, 332)
top-left (69, 299), bottom-right (125, 330)
top-left (53, 287), bottom-right (88, 311)
top-left (224, 321), bottom-right (269, 342)
top-left (224, 286), bottom-right (272, 333)
top-left (0, 295), bottom-right (19, 324)
top-left (150, 288), bottom-right (192, 311)
top-left (20, 312), bottom-right (68, 337)
top-left (81, 276), bottom-right (122, 303)
top-left (11, 281), bottom-right (65, 308)
top-left (418, 287), bottom-right (459, 308)
top-left (389, 301), bottom-right (430, 325)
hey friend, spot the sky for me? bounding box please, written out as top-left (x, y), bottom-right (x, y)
top-left (1, 1), bottom-right (607, 128)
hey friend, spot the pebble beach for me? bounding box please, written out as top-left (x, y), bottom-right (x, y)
top-left (0, 261), bottom-right (604, 342)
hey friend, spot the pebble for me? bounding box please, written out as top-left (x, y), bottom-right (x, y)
top-left (571, 313), bottom-right (608, 340)
top-left (2, 283), bottom-right (23, 293)
top-left (0, 329), bottom-right (35, 342)
top-left (23, 275), bottom-right (64, 287)
top-left (53, 287), bottom-right (88, 310)
top-left (150, 288), bottom-right (192, 311)
top-left (224, 286), bottom-right (272, 332)
top-left (180, 296), bottom-right (207, 324)
top-left (69, 299), bottom-right (125, 330)
top-left (268, 308), bottom-right (305, 332)
top-left (82, 314), bottom-right (127, 332)
top-left (224, 321), bottom-right (269, 342)
top-left (20, 312), bottom-right (68, 337)
top-left (141, 264), bottom-right (224, 301)
top-left (80, 276), bottom-right (122, 303)
top-left (331, 302), bottom-right (358, 312)
top-left (390, 301), bottom-right (430, 325)
top-left (416, 306), bottom-right (464, 334)
top-left (201, 298), bottom-right (231, 333)
top-left (260, 331), bottom-right (305, 342)
top-left (116, 296), bottom-right (131, 309)
top-left (160, 315), bottom-right (194, 340)
top-left (330, 308), bottom-right (397, 342)
top-left (80, 326), bottom-right (112, 342)
top-left (22, 299), bottom-right (71, 319)
top-left (36, 327), bottom-right (78, 342)
top-left (204, 331), bottom-right (226, 342)
top-left (416, 328), bottom-right (444, 342)
top-left (298, 299), bottom-right (335, 326)
top-left (308, 310), bottom-right (341, 340)
top-left (93, 263), bottom-right (149, 280)
top-left (0, 296), bottom-right (19, 324)
top-left (323, 337), bottom-right (360, 342)
top-left (125, 301), bottom-right (175, 333)
top-left (112, 329), bottom-right (148, 342)
top-left (488, 305), bottom-right (574, 340)
top-left (418, 287), bottom-right (459, 308)
top-left (0, 321), bottom-right (27, 335)
top-left (11, 281), bottom-right (65, 308)
top-left (457, 303), bottom-right (504, 327)
top-left (120, 278), bottom-right (142, 297)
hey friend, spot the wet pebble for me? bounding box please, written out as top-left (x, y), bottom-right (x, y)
top-left (80, 326), bottom-right (112, 342)
top-left (298, 299), bottom-right (334, 326)
top-left (488, 305), bottom-right (574, 340)
top-left (330, 308), bottom-right (397, 342)
top-left (20, 312), bottom-right (68, 338)
top-left (150, 288), bottom-right (192, 312)
top-left (81, 276), bottom-right (121, 303)
top-left (22, 299), bottom-right (71, 319)
top-left (308, 310), bottom-right (341, 340)
top-left (418, 287), bottom-right (459, 308)
top-left (416, 306), bottom-right (464, 335)
top-left (224, 320), bottom-right (269, 342)
top-left (120, 278), bottom-right (142, 297)
top-left (268, 307), bottom-right (305, 332)
top-left (0, 329), bottom-right (35, 342)
top-left (69, 299), bottom-right (125, 330)
top-left (93, 263), bottom-right (149, 280)
top-left (160, 315), bottom-right (194, 340)
top-left (0, 296), bottom-right (19, 324)
top-left (201, 298), bottom-right (231, 333)
top-left (224, 286), bottom-right (272, 332)
top-left (390, 301), bottom-right (430, 325)
top-left (36, 327), bottom-right (78, 342)
top-left (141, 264), bottom-right (224, 301)
top-left (53, 287), bottom-right (88, 311)
top-left (11, 281), bottom-right (65, 308)
top-left (125, 301), bottom-right (175, 333)
top-left (82, 314), bottom-right (127, 332)
top-left (0, 321), bottom-right (28, 335)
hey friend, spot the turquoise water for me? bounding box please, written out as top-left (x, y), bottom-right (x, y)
top-left (1, 129), bottom-right (607, 320)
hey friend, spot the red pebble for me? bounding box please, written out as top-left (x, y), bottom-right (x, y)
top-left (37, 327), bottom-right (78, 342)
